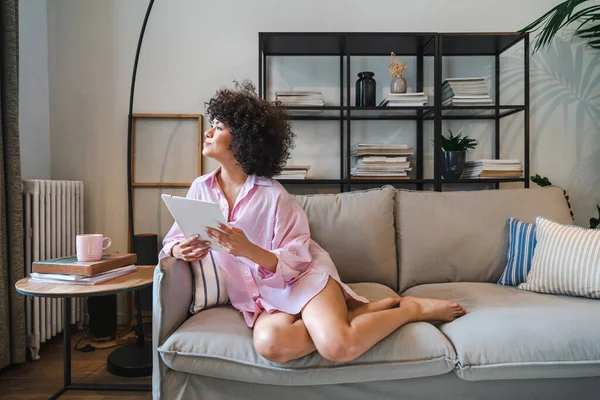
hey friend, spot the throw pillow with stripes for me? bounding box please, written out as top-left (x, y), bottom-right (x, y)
top-left (189, 251), bottom-right (229, 314)
top-left (518, 216), bottom-right (600, 298)
top-left (498, 218), bottom-right (537, 286)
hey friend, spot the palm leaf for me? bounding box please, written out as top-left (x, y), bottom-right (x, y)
top-left (522, 0), bottom-right (600, 52)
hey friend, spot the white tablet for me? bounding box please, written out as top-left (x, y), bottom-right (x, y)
top-left (161, 194), bottom-right (226, 252)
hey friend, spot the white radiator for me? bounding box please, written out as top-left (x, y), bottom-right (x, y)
top-left (22, 180), bottom-right (86, 361)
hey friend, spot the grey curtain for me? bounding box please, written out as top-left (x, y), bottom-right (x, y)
top-left (0, 0), bottom-right (24, 369)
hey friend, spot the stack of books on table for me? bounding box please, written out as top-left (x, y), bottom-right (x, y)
top-left (461, 159), bottom-right (523, 178)
top-left (442, 77), bottom-right (493, 106)
top-left (30, 253), bottom-right (138, 285)
top-left (275, 91), bottom-right (324, 107)
top-left (274, 165), bottom-right (311, 180)
top-left (351, 144), bottom-right (414, 179)
top-left (379, 92), bottom-right (428, 107)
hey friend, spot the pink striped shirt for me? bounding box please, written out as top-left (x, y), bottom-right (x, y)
top-left (159, 168), bottom-right (367, 327)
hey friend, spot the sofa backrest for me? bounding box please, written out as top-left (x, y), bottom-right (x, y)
top-left (395, 186), bottom-right (573, 292)
top-left (293, 186), bottom-right (398, 290)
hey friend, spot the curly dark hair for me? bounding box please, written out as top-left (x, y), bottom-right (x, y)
top-left (205, 80), bottom-right (295, 178)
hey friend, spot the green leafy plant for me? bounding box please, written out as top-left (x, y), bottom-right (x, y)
top-left (530, 174), bottom-right (553, 187)
top-left (590, 205), bottom-right (600, 229)
top-left (522, 0), bottom-right (600, 52)
top-left (439, 130), bottom-right (478, 152)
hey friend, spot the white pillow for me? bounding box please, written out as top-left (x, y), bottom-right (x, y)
top-left (518, 216), bottom-right (600, 298)
top-left (189, 251), bottom-right (229, 314)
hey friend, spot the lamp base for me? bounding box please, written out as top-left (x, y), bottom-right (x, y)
top-left (106, 343), bottom-right (152, 377)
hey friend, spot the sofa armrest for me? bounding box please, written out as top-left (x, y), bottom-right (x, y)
top-left (152, 256), bottom-right (191, 399)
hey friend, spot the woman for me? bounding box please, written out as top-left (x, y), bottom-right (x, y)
top-left (159, 81), bottom-right (466, 364)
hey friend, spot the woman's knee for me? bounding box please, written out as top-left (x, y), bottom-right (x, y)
top-left (316, 331), bottom-right (358, 363)
top-left (254, 324), bottom-right (293, 363)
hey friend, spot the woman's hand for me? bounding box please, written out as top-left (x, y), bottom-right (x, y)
top-left (206, 223), bottom-right (256, 258)
top-left (172, 235), bottom-right (211, 262)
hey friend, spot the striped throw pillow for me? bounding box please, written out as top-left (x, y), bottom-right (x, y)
top-left (498, 218), bottom-right (537, 286)
top-left (518, 216), bottom-right (600, 298)
top-left (189, 251), bottom-right (229, 314)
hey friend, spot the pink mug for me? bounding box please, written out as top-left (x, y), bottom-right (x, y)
top-left (76, 234), bottom-right (112, 262)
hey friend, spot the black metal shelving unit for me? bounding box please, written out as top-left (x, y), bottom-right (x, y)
top-left (258, 32), bottom-right (530, 193)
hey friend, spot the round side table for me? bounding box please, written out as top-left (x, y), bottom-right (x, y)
top-left (15, 265), bottom-right (154, 400)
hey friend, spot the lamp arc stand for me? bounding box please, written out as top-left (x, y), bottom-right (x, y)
top-left (106, 0), bottom-right (156, 378)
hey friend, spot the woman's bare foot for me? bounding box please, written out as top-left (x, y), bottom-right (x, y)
top-left (347, 296), bottom-right (401, 322)
top-left (401, 296), bottom-right (466, 322)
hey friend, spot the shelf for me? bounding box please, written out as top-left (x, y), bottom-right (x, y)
top-left (260, 31), bottom-right (530, 193)
top-left (281, 106), bottom-right (343, 120)
top-left (276, 179), bottom-right (343, 185)
top-left (282, 106), bottom-right (524, 120)
top-left (349, 106), bottom-right (433, 120)
top-left (439, 33), bottom-right (526, 56)
top-left (350, 178), bottom-right (433, 184)
top-left (346, 33), bottom-right (436, 56)
top-left (260, 33), bottom-right (524, 56)
top-left (261, 33), bottom-right (343, 55)
top-left (442, 177), bottom-right (526, 184)
top-left (424, 105), bottom-right (525, 120)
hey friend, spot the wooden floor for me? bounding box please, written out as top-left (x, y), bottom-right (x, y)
top-left (0, 329), bottom-right (152, 400)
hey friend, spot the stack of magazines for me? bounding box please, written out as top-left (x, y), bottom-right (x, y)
top-left (275, 91), bottom-right (324, 106)
top-left (442, 77), bottom-right (493, 106)
top-left (273, 165), bottom-right (311, 180)
top-left (351, 144), bottom-right (413, 179)
top-left (461, 159), bottom-right (523, 178)
top-left (379, 92), bottom-right (428, 107)
top-left (30, 253), bottom-right (137, 285)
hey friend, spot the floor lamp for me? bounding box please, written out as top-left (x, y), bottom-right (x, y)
top-left (106, 0), bottom-right (156, 378)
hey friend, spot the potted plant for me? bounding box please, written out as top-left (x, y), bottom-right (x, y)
top-left (440, 130), bottom-right (478, 179)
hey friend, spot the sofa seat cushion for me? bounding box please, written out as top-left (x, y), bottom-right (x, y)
top-left (158, 282), bottom-right (457, 385)
top-left (402, 282), bottom-right (600, 381)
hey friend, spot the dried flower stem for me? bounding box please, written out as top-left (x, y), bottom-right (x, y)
top-left (389, 52), bottom-right (406, 77)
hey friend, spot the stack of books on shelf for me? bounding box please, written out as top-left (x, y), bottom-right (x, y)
top-left (379, 92), bottom-right (428, 107)
top-left (275, 91), bottom-right (324, 107)
top-left (30, 253), bottom-right (138, 285)
top-left (442, 77), bottom-right (493, 106)
top-left (274, 165), bottom-right (311, 180)
top-left (461, 159), bottom-right (523, 178)
top-left (351, 144), bottom-right (413, 179)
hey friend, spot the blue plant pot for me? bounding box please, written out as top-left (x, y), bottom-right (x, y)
top-left (442, 151), bottom-right (466, 180)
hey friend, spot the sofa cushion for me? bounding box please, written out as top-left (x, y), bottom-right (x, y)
top-left (518, 216), bottom-right (600, 298)
top-left (395, 186), bottom-right (573, 292)
top-left (158, 282), bottom-right (457, 385)
top-left (498, 217), bottom-right (537, 286)
top-left (402, 282), bottom-right (600, 381)
top-left (293, 186), bottom-right (398, 289)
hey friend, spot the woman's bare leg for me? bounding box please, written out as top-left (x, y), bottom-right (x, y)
top-left (346, 296), bottom-right (401, 322)
top-left (253, 311), bottom-right (316, 363)
top-left (302, 278), bottom-right (466, 363)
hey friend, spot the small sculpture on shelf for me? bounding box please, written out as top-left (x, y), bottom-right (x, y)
top-left (389, 52), bottom-right (407, 93)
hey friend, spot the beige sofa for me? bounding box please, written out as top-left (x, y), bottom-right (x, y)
top-left (152, 186), bottom-right (600, 399)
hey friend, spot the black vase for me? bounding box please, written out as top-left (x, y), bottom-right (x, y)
top-left (356, 72), bottom-right (376, 106)
top-left (442, 151), bottom-right (466, 180)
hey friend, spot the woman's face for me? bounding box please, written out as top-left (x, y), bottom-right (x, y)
top-left (203, 120), bottom-right (235, 164)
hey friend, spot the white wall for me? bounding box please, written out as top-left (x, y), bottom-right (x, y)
top-left (19, 0), bottom-right (51, 180)
top-left (45, 0), bottom-right (600, 248)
